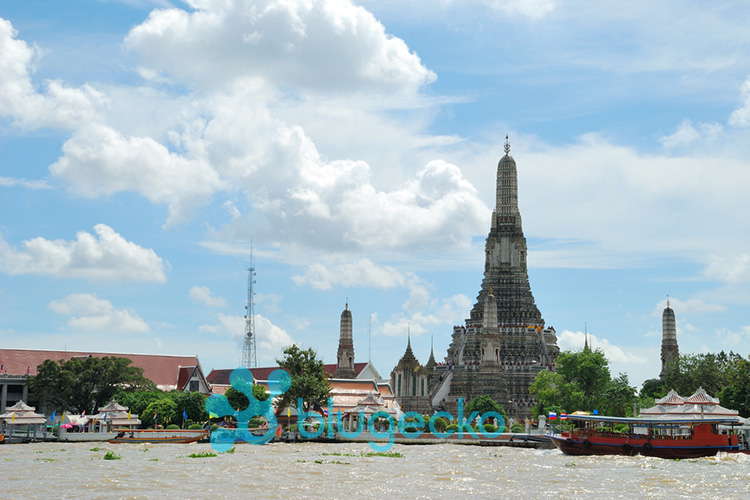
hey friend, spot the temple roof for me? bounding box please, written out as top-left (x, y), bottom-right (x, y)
top-left (655, 389), bottom-right (685, 405)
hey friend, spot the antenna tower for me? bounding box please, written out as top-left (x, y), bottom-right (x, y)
top-left (241, 249), bottom-right (257, 369)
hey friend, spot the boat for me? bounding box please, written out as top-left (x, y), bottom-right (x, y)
top-left (548, 414), bottom-right (741, 459)
top-left (109, 428), bottom-right (208, 444)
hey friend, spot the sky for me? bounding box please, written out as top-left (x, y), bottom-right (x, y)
top-left (2, 0), bottom-right (750, 390)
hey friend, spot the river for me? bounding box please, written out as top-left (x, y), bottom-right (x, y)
top-left (3, 441), bottom-right (750, 499)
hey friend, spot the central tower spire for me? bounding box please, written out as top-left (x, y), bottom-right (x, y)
top-left (470, 135), bottom-right (542, 325)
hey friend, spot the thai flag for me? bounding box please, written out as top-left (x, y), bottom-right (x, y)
top-left (549, 412), bottom-right (557, 420)
top-left (561, 413), bottom-right (568, 420)
top-left (153, 410), bottom-right (157, 420)
top-left (25, 366), bottom-right (30, 375)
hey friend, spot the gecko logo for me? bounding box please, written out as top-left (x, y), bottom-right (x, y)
top-left (205, 367), bottom-right (291, 452)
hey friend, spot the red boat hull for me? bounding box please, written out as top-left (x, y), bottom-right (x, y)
top-left (550, 435), bottom-right (735, 459)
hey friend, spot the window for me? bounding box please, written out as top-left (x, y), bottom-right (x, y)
top-left (397, 374), bottom-right (402, 396)
top-left (189, 380), bottom-right (199, 392)
top-left (421, 378), bottom-right (424, 396)
top-left (412, 375), bottom-right (417, 396)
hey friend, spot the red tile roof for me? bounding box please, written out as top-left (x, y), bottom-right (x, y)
top-left (0, 348), bottom-right (204, 391)
top-left (207, 362), bottom-right (368, 385)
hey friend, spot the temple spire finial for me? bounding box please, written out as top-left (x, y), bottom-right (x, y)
top-left (504, 134), bottom-right (510, 155)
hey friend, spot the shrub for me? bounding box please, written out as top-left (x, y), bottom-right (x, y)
top-left (482, 424), bottom-right (498, 433)
top-left (432, 417), bottom-right (448, 433)
top-left (189, 424), bottom-right (203, 430)
top-left (446, 423), bottom-right (459, 432)
top-left (510, 423), bottom-right (525, 433)
top-left (167, 424), bottom-right (180, 429)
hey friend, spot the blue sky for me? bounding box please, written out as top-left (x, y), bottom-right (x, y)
top-left (2, 0), bottom-right (750, 390)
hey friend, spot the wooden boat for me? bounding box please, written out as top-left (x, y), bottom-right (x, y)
top-left (548, 414), bottom-right (740, 459)
top-left (109, 429), bottom-right (208, 444)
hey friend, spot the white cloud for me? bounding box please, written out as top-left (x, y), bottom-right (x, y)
top-left (483, 0), bottom-right (556, 19)
top-left (0, 224), bottom-right (167, 282)
top-left (50, 123), bottom-right (224, 227)
top-left (48, 293), bottom-right (150, 333)
top-left (651, 297), bottom-right (727, 317)
top-left (0, 18), bottom-right (105, 130)
top-left (514, 133), bottom-right (750, 271)
top-left (729, 77), bottom-right (750, 127)
top-left (189, 286), bottom-right (227, 308)
top-left (203, 312), bottom-right (294, 355)
top-left (0, 176), bottom-right (52, 189)
top-left (292, 256), bottom-right (406, 290)
top-left (557, 329), bottom-right (647, 364)
top-left (703, 254), bottom-right (750, 283)
top-left (124, 0), bottom-right (435, 94)
top-left (659, 119), bottom-right (723, 150)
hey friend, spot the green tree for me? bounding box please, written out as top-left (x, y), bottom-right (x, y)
top-left (556, 349), bottom-right (611, 410)
top-left (640, 378), bottom-right (665, 399)
top-left (144, 398), bottom-right (177, 428)
top-left (29, 356), bottom-right (154, 414)
top-left (661, 352), bottom-right (731, 397)
top-left (599, 373), bottom-right (637, 417)
top-left (169, 390), bottom-right (209, 424)
top-left (276, 345), bottom-right (331, 412)
top-left (718, 355), bottom-right (750, 418)
top-left (529, 368), bottom-right (585, 416)
top-left (115, 389), bottom-right (165, 419)
top-left (463, 394), bottom-right (508, 422)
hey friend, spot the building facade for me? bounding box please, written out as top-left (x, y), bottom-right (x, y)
top-left (392, 138), bottom-right (560, 418)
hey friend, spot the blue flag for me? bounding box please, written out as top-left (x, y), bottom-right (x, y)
top-left (183, 410), bottom-right (188, 421)
top-left (50, 410), bottom-right (56, 422)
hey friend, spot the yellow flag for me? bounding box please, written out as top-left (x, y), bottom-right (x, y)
top-left (11, 412), bottom-right (15, 423)
top-left (127, 410), bottom-right (131, 420)
top-left (287, 407), bottom-right (290, 418)
top-left (62, 411), bottom-right (66, 423)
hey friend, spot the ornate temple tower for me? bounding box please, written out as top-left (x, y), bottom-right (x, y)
top-left (335, 301), bottom-right (356, 378)
top-left (390, 332), bottom-right (432, 413)
top-left (660, 298), bottom-right (679, 378)
top-left (440, 137), bottom-right (559, 418)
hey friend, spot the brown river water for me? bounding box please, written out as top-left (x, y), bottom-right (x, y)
top-left (2, 441), bottom-right (750, 499)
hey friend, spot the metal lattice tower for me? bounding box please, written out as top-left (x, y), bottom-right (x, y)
top-left (241, 253), bottom-right (257, 369)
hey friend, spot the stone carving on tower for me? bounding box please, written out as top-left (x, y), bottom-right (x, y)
top-left (436, 136), bottom-right (559, 418)
top-left (335, 301), bottom-right (356, 378)
top-left (660, 298), bottom-right (679, 379)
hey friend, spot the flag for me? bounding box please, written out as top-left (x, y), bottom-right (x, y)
top-left (51, 410), bottom-right (56, 422)
top-left (104, 412), bottom-right (108, 421)
top-left (81, 410), bottom-right (85, 418)
top-left (62, 411), bottom-right (66, 423)
top-left (183, 410), bottom-right (188, 421)
top-left (287, 407), bottom-right (290, 418)
top-left (593, 409), bottom-right (599, 415)
top-left (127, 410), bottom-right (131, 420)
top-left (25, 366), bottom-right (30, 375)
top-left (11, 412), bottom-right (15, 423)
top-left (561, 413), bottom-right (568, 420)
top-left (549, 412), bottom-right (557, 420)
top-left (153, 410), bottom-right (157, 420)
